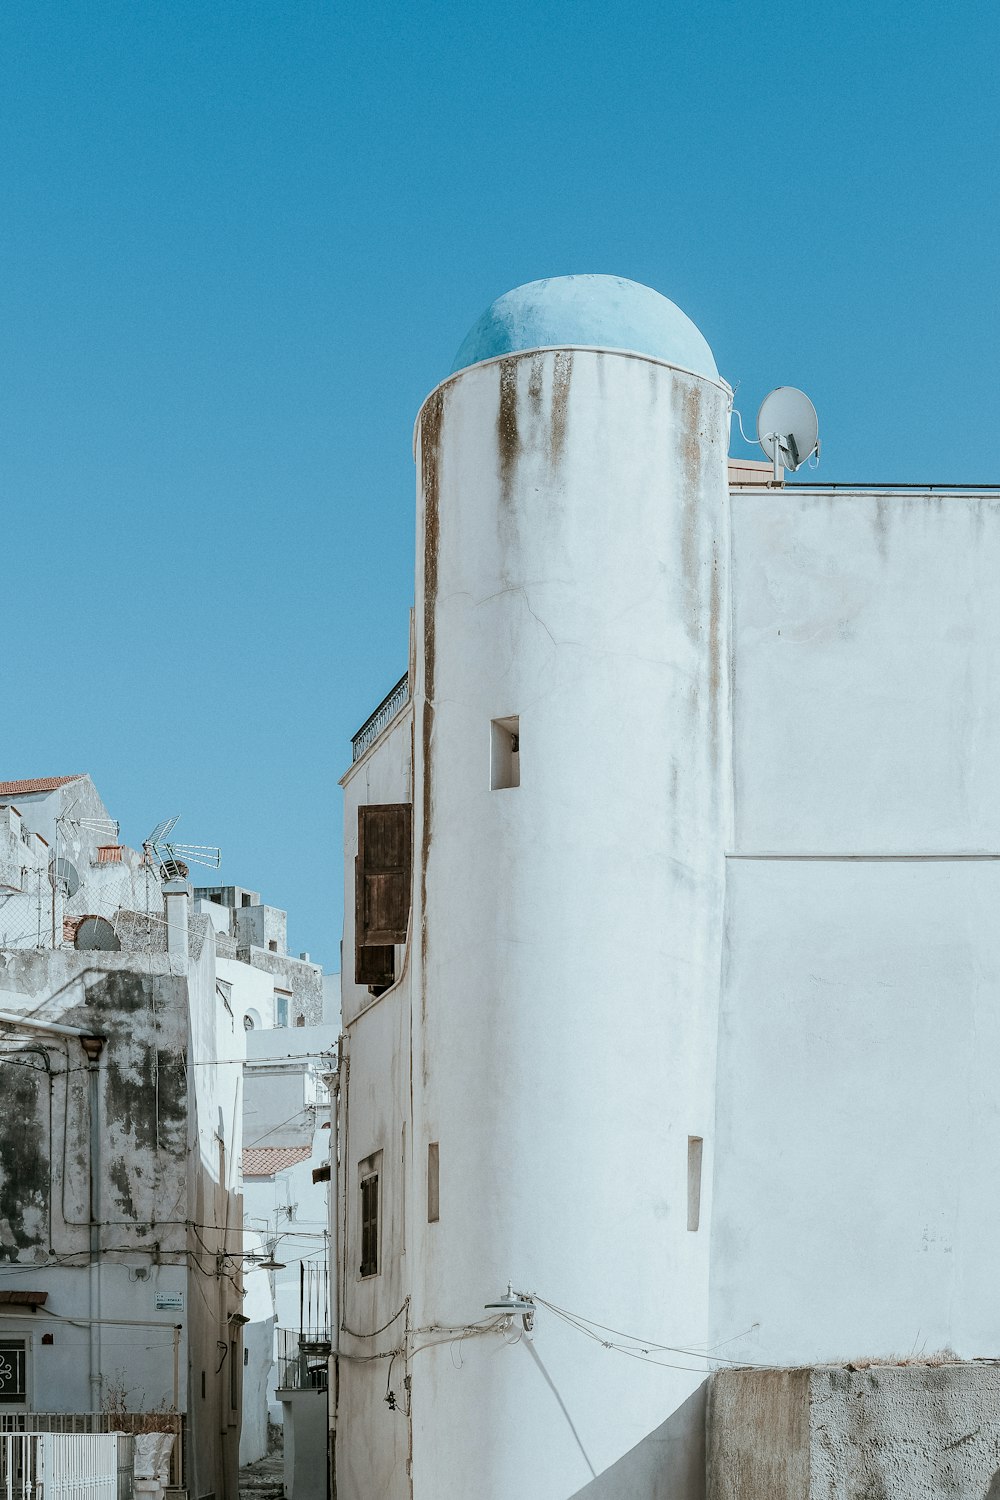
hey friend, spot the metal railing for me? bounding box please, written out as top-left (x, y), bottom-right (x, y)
top-left (0, 1431), bottom-right (128, 1500)
top-left (351, 675), bottom-right (409, 763)
top-left (276, 1328), bottom-right (329, 1392)
top-left (0, 1416), bottom-right (178, 1493)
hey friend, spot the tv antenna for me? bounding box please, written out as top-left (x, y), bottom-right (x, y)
top-left (756, 386), bottom-right (820, 484)
top-left (143, 817), bottom-right (221, 881)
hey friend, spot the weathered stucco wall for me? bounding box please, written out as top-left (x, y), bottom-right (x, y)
top-left (708, 1364), bottom-right (1000, 1499)
top-left (712, 490), bottom-right (1000, 1373)
top-left (407, 346), bottom-right (731, 1500)
top-left (336, 706), bottom-right (412, 1500)
top-left (0, 918), bottom-right (244, 1500)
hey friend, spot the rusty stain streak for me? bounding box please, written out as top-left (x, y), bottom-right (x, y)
top-left (419, 390), bottom-right (444, 1089)
top-left (527, 354), bottom-right (543, 419)
top-left (550, 351), bottom-right (573, 465)
top-left (675, 379), bottom-right (705, 647)
top-left (873, 496), bottom-right (890, 561)
top-left (497, 359), bottom-right (519, 511)
top-left (708, 537), bottom-right (721, 768)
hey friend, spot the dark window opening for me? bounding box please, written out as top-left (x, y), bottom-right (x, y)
top-left (491, 716), bottom-right (520, 789)
top-left (687, 1136), bottom-right (704, 1232)
top-left (354, 804), bottom-right (412, 993)
top-left (360, 1172), bottom-right (379, 1278)
top-left (241, 894), bottom-right (252, 907)
top-left (427, 1142), bottom-right (440, 1224)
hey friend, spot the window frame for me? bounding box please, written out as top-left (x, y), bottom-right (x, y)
top-left (358, 1151), bottom-right (382, 1279)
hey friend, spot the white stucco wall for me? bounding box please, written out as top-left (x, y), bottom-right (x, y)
top-left (336, 707), bottom-right (413, 1500)
top-left (711, 490), bottom-right (1000, 1371)
top-left (404, 348), bottom-right (731, 1500)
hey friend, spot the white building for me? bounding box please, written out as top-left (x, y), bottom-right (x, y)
top-left (191, 884), bottom-right (337, 1471)
top-left (333, 275), bottom-right (1000, 1499)
top-left (0, 775), bottom-right (245, 1500)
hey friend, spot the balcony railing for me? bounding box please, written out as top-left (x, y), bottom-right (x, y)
top-left (351, 674), bottom-right (410, 763)
top-left (276, 1328), bottom-right (330, 1392)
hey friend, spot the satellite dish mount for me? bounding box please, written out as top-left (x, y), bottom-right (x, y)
top-left (756, 386), bottom-right (820, 484)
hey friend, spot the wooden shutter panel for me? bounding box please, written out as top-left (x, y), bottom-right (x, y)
top-left (355, 857), bottom-right (395, 988)
top-left (357, 804), bottom-right (412, 946)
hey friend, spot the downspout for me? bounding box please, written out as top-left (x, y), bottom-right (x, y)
top-left (81, 1035), bottom-right (106, 1413)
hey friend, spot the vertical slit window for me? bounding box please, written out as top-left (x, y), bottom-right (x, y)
top-left (687, 1136), bottom-right (703, 1232)
top-left (491, 716), bottom-right (520, 789)
top-left (427, 1142), bottom-right (440, 1223)
top-left (360, 1172), bottom-right (379, 1277)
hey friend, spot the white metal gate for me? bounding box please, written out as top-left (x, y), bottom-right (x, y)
top-left (1, 1432), bottom-right (120, 1500)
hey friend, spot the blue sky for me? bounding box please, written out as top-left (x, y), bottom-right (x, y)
top-left (3, 0), bottom-right (997, 968)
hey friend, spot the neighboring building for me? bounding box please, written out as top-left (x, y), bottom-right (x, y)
top-left (333, 275), bottom-right (1000, 1499)
top-left (195, 883), bottom-right (338, 1468)
top-left (194, 886), bottom-right (323, 1031)
top-left (0, 776), bottom-right (245, 1500)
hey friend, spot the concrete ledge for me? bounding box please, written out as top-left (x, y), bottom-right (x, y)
top-left (708, 1363), bottom-right (1000, 1500)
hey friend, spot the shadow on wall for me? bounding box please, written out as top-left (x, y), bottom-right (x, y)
top-left (569, 1383), bottom-right (706, 1500)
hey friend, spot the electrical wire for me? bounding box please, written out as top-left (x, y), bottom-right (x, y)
top-left (731, 407), bottom-right (758, 447)
top-left (341, 1298), bottom-right (409, 1341)
top-left (533, 1297), bottom-right (779, 1371)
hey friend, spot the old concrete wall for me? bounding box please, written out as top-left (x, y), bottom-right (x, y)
top-left (708, 1364), bottom-right (1000, 1500)
top-left (707, 1369), bottom-right (810, 1500)
top-left (0, 879), bottom-right (243, 1498)
top-left (241, 948), bottom-right (324, 1025)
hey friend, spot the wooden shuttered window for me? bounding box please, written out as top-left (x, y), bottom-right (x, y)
top-left (359, 1173), bottom-right (379, 1278)
top-left (357, 803), bottom-right (412, 945)
top-left (354, 853), bottom-right (395, 988)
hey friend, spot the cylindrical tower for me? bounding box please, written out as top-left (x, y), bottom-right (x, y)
top-left (409, 276), bottom-right (732, 1498)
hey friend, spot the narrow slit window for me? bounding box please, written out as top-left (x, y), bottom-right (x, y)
top-left (491, 716), bottom-right (520, 789)
top-left (427, 1142), bottom-right (440, 1223)
top-left (359, 1165), bottom-right (380, 1277)
top-left (687, 1136), bottom-right (703, 1232)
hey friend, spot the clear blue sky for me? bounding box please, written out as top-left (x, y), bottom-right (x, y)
top-left (3, 0), bottom-right (997, 968)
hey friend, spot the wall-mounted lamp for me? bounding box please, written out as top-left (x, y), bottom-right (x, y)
top-left (485, 1281), bottom-right (535, 1332)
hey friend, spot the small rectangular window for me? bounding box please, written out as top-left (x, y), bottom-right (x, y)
top-left (491, 716), bottom-right (520, 789)
top-left (427, 1142), bottom-right (440, 1223)
top-left (274, 992), bottom-right (290, 1027)
top-left (687, 1136), bottom-right (703, 1232)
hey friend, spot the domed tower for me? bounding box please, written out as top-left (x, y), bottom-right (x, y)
top-left (409, 275), bottom-right (732, 1497)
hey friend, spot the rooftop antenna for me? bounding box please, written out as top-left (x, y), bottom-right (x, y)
top-left (756, 386), bottom-right (820, 485)
top-left (143, 816), bottom-right (221, 882)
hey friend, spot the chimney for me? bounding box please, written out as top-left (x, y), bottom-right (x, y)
top-left (163, 878), bottom-right (192, 959)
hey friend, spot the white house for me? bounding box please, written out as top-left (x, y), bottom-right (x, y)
top-left (332, 275), bottom-right (1000, 1499)
top-left (0, 775), bottom-right (245, 1500)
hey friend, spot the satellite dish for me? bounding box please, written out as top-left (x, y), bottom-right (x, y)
top-left (74, 916), bottom-right (121, 952)
top-left (48, 856), bottom-right (81, 899)
top-left (756, 387), bottom-right (820, 475)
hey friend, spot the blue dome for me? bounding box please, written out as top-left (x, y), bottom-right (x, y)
top-left (450, 274), bottom-right (718, 380)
